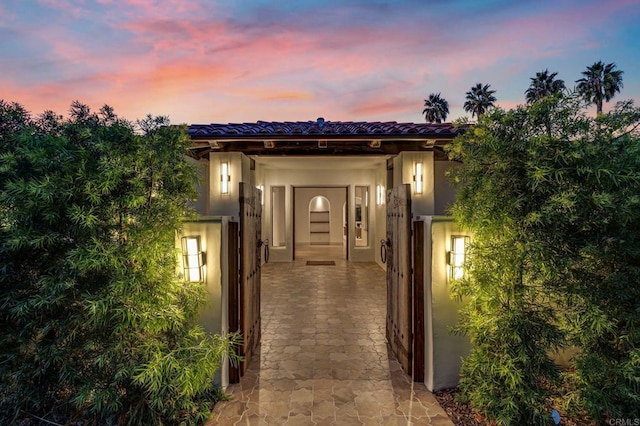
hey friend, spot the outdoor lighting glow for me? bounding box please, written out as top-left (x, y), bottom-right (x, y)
top-left (221, 162), bottom-right (230, 194)
top-left (449, 235), bottom-right (469, 281)
top-left (257, 184), bottom-right (264, 205)
top-left (376, 184), bottom-right (384, 205)
top-left (414, 162), bottom-right (423, 194)
top-left (181, 236), bottom-right (205, 282)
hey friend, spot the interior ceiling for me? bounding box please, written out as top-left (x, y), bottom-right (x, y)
top-left (253, 155), bottom-right (389, 170)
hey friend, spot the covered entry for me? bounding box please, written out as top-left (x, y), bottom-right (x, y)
top-left (185, 119), bottom-right (467, 388)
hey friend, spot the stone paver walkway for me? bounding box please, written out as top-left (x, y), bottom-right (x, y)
top-left (209, 253), bottom-right (453, 425)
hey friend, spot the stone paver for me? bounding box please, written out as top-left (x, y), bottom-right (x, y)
top-left (209, 252), bottom-right (453, 425)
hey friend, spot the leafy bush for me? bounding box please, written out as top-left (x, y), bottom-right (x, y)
top-left (0, 101), bottom-right (240, 425)
top-left (449, 94), bottom-right (640, 424)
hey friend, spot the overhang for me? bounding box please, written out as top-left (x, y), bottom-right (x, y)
top-left (187, 119), bottom-right (465, 159)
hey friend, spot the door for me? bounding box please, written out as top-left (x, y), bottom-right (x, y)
top-left (239, 183), bottom-right (262, 376)
top-left (385, 184), bottom-right (412, 375)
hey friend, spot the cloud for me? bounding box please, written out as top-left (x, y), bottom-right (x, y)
top-left (2, 0), bottom-right (639, 124)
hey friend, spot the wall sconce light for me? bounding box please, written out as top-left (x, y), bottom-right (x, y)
top-left (376, 184), bottom-right (384, 205)
top-left (414, 162), bottom-right (423, 194)
top-left (221, 162), bottom-right (230, 194)
top-left (181, 236), bottom-right (205, 282)
top-left (257, 185), bottom-right (264, 205)
top-left (448, 235), bottom-right (469, 281)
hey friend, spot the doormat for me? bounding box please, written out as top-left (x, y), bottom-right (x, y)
top-left (306, 260), bottom-right (336, 266)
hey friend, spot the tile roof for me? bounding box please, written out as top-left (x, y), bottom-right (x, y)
top-left (188, 119), bottom-right (462, 139)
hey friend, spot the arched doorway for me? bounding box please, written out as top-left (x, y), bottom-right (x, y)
top-left (293, 186), bottom-right (347, 260)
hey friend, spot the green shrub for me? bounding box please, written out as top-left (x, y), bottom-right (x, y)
top-left (0, 101), bottom-right (240, 425)
top-left (449, 94), bottom-right (640, 423)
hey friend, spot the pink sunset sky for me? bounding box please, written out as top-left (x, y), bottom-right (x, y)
top-left (1, 0), bottom-right (639, 125)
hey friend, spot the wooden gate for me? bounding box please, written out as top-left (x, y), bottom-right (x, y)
top-left (385, 184), bottom-right (412, 375)
top-left (238, 183), bottom-right (262, 376)
top-left (227, 221), bottom-right (240, 383)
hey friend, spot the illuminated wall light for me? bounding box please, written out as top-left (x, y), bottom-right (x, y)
top-left (448, 235), bottom-right (469, 281)
top-left (365, 188), bottom-right (369, 207)
top-left (257, 185), bottom-right (264, 205)
top-left (376, 184), bottom-right (384, 205)
top-left (181, 236), bottom-right (205, 282)
top-left (221, 162), bottom-right (230, 194)
top-left (414, 162), bottom-right (423, 194)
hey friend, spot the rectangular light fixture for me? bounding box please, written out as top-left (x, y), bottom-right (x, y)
top-left (181, 236), bottom-right (205, 282)
top-left (414, 162), bottom-right (423, 194)
top-left (257, 184), bottom-right (264, 205)
top-left (376, 184), bottom-right (384, 205)
top-left (221, 162), bottom-right (230, 194)
top-left (448, 235), bottom-right (469, 281)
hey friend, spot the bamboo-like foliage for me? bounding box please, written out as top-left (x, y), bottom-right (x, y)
top-left (447, 94), bottom-right (640, 424)
top-left (0, 100), bottom-right (241, 425)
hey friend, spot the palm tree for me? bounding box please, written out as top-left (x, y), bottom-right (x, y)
top-left (576, 61), bottom-right (624, 114)
top-left (422, 93), bottom-right (449, 123)
top-left (525, 69), bottom-right (566, 103)
top-left (464, 83), bottom-right (496, 119)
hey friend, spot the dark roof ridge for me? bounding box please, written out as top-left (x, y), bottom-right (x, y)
top-left (188, 120), bottom-right (463, 139)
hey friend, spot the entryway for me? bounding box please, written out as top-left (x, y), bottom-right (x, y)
top-left (189, 122), bottom-right (471, 407)
top-left (293, 186), bottom-right (348, 261)
top-left (209, 260), bottom-right (453, 425)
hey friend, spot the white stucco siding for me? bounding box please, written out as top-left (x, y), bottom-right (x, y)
top-left (434, 161), bottom-right (460, 216)
top-left (177, 217), bottom-right (233, 387)
top-left (420, 216), bottom-right (472, 392)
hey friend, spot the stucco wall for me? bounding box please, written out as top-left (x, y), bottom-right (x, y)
top-left (178, 217), bottom-right (233, 387)
top-left (434, 160), bottom-right (460, 216)
top-left (208, 152), bottom-right (248, 218)
top-left (393, 151), bottom-right (435, 216)
top-left (420, 216), bottom-right (472, 392)
top-left (178, 220), bottom-right (223, 334)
